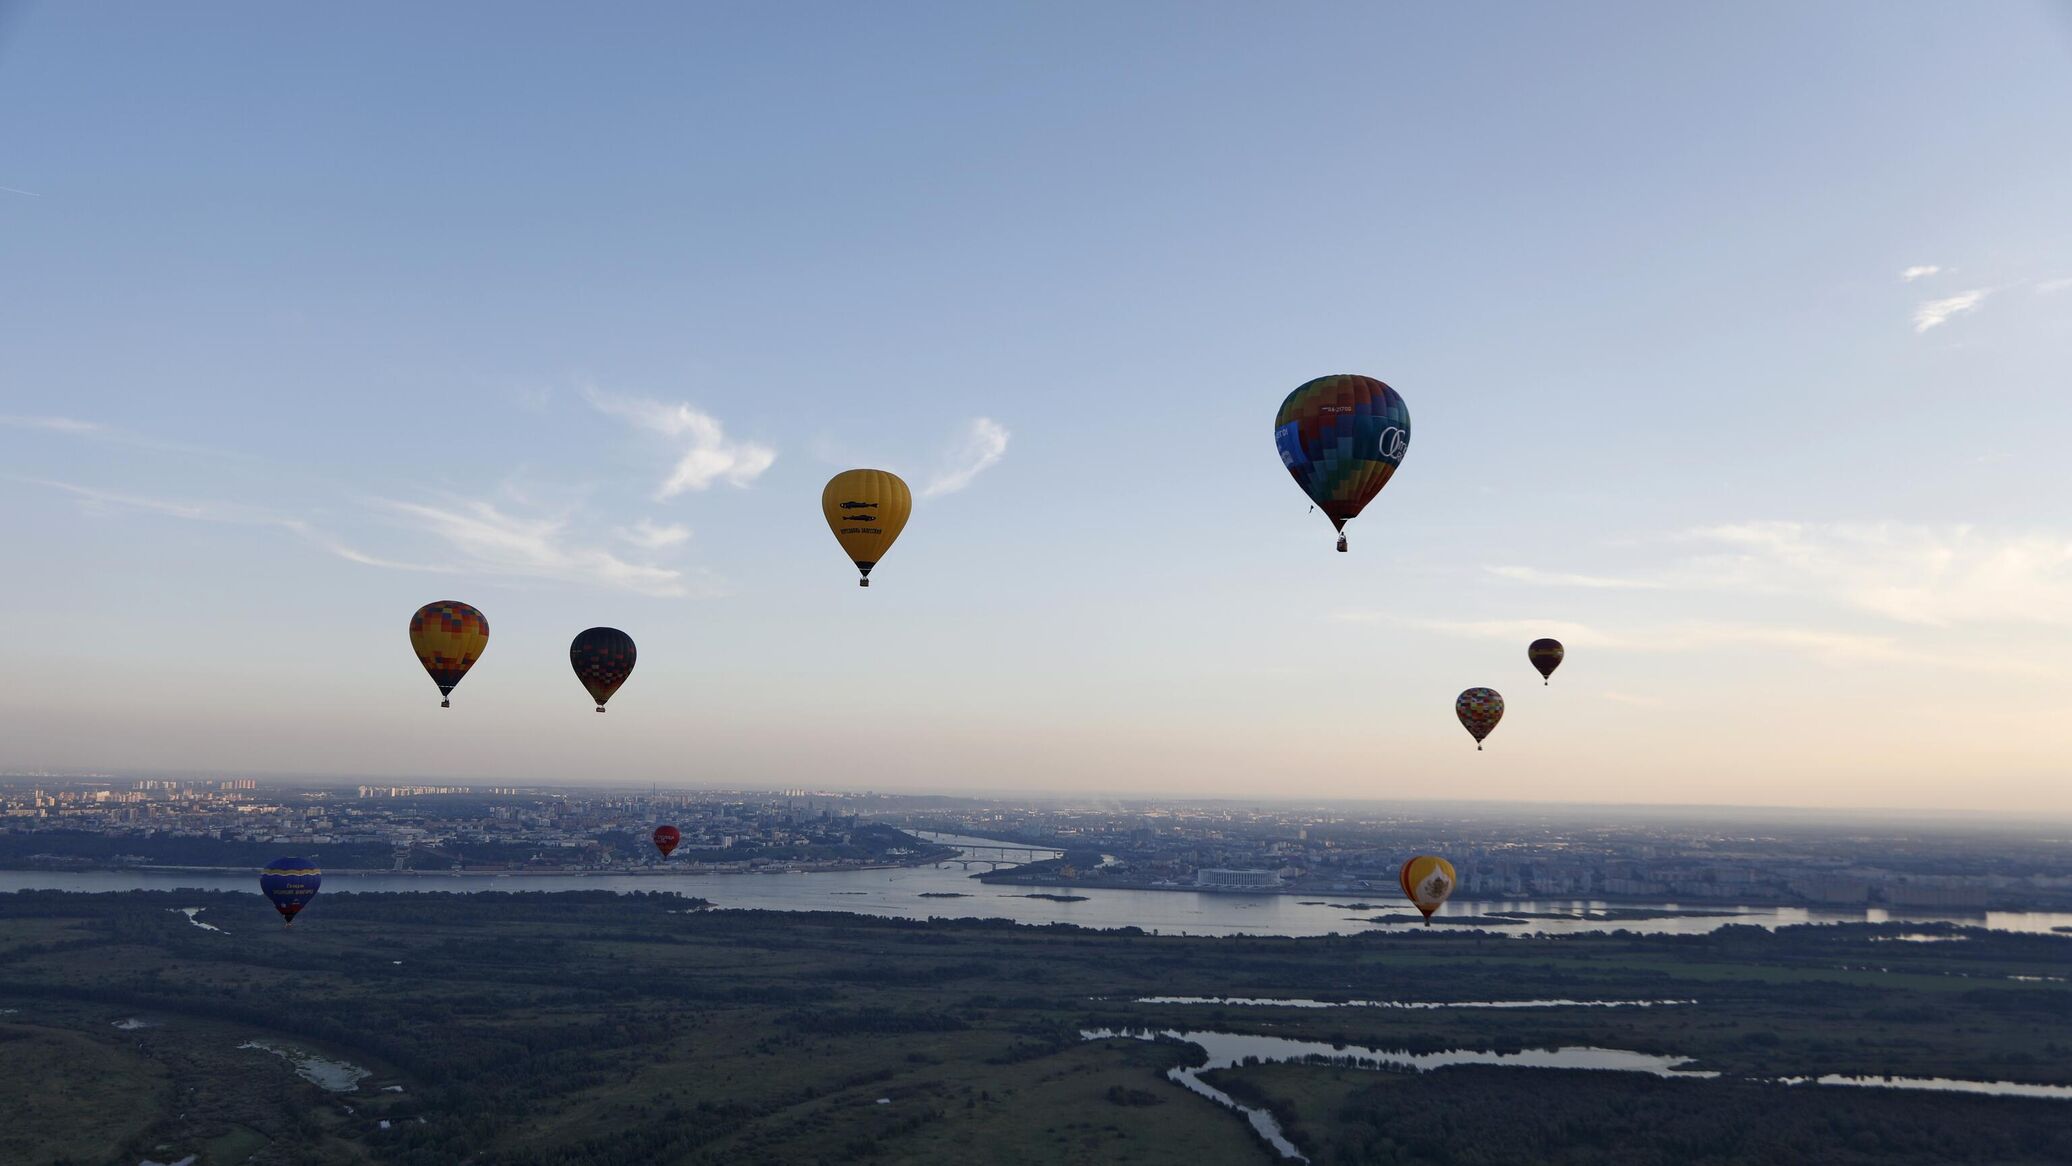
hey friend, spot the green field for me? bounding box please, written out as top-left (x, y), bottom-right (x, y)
top-left (2, 891), bottom-right (2068, 1165)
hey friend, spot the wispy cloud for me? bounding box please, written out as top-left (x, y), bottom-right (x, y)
top-left (1899, 265), bottom-right (1941, 282)
top-left (2037, 277), bottom-right (2072, 295)
top-left (0, 413), bottom-right (238, 459)
top-left (0, 414), bottom-right (103, 434)
top-left (30, 479), bottom-right (446, 574)
top-left (0, 185), bottom-right (39, 198)
top-left (1601, 690), bottom-right (1667, 707)
top-left (35, 479), bottom-right (212, 519)
top-left (584, 387), bottom-right (775, 499)
top-left (618, 518), bottom-right (691, 549)
top-left (1484, 522), bottom-right (2072, 635)
top-left (1486, 565), bottom-right (1663, 590)
top-left (1912, 289), bottom-right (1988, 333)
top-left (381, 497), bottom-right (699, 597)
top-left (1683, 521), bottom-right (2072, 627)
top-left (921, 417), bottom-right (1010, 498)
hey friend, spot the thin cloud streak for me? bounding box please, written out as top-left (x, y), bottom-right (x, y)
top-left (29, 479), bottom-right (448, 574)
top-left (1, 414), bottom-right (103, 434)
top-left (2037, 277), bottom-right (2072, 295)
top-left (1899, 265), bottom-right (1941, 282)
top-left (1602, 690), bottom-right (1667, 707)
top-left (1912, 289), bottom-right (1987, 332)
top-left (1684, 521), bottom-right (2072, 627)
top-left (584, 387), bottom-right (775, 499)
top-left (1497, 521), bottom-right (2072, 629)
top-left (922, 418), bottom-right (1010, 497)
top-left (1352, 612), bottom-right (2049, 677)
top-left (1486, 565), bottom-right (1664, 590)
top-left (1, 413), bottom-right (242, 460)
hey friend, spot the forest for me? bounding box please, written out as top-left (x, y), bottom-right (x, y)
top-left (2, 890), bottom-right (2068, 1165)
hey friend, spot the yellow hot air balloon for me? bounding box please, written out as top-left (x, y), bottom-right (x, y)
top-left (821, 469), bottom-right (911, 587)
top-left (1399, 855), bottom-right (1457, 925)
top-left (409, 601), bottom-right (489, 708)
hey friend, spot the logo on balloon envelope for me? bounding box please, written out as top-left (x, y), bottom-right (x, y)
top-left (1377, 427), bottom-right (1406, 462)
top-left (1274, 422), bottom-right (1308, 469)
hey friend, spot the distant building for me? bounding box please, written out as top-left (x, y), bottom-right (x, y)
top-left (1195, 868), bottom-right (1283, 891)
top-left (1882, 880), bottom-right (1988, 910)
top-left (1791, 875), bottom-right (1870, 904)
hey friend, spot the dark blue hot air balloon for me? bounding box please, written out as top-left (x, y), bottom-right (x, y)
top-left (259, 857), bottom-right (321, 925)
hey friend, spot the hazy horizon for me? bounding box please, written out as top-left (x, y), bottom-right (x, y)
top-left (5, 5), bottom-right (2071, 811)
top-left (11, 768), bottom-right (2072, 831)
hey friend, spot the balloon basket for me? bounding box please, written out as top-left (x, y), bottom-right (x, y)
top-left (859, 578), bottom-right (869, 587)
top-left (440, 699), bottom-right (450, 708)
top-left (595, 706), bottom-right (606, 713)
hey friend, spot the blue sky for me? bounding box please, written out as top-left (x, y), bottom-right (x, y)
top-left (4, 3), bottom-right (2071, 810)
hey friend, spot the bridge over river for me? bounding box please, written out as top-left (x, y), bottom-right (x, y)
top-left (909, 831), bottom-right (1064, 871)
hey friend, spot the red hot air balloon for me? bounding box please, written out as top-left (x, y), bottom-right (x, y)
top-left (652, 825), bottom-right (681, 859)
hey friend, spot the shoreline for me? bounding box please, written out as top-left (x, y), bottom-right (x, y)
top-left (973, 875), bottom-right (2035, 914)
top-left (0, 859), bottom-right (940, 878)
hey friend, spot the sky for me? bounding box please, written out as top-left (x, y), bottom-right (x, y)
top-left (3, 3), bottom-right (2071, 812)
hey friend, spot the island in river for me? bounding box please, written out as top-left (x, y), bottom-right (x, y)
top-left (3, 890), bottom-right (2070, 1165)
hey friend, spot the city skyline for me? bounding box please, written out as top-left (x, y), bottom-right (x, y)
top-left (4, 5), bottom-right (2072, 811)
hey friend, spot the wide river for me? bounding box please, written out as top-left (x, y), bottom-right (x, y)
top-left (6, 833), bottom-right (2070, 938)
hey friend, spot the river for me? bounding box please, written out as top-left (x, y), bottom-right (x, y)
top-left (4, 833), bottom-right (2070, 938)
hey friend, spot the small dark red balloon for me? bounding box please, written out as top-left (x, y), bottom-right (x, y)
top-left (652, 825), bottom-right (680, 858)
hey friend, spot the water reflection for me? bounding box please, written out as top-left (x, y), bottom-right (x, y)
top-left (238, 1040), bottom-right (371, 1092)
top-left (1782, 1074), bottom-right (2072, 1100)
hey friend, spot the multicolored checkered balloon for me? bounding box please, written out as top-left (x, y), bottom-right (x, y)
top-left (1456, 688), bottom-right (1504, 750)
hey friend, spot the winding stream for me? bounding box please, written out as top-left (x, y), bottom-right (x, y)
top-left (1082, 1025), bottom-right (2072, 1162)
top-left (1135, 995), bottom-right (1695, 1010)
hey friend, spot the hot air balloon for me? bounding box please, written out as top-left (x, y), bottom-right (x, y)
top-left (1456, 688), bottom-right (1503, 750)
top-left (652, 825), bottom-right (681, 859)
top-left (259, 857), bottom-right (321, 926)
top-left (1399, 855), bottom-right (1457, 925)
top-left (1273, 374), bottom-right (1411, 552)
top-left (1529, 638), bottom-right (1565, 685)
top-left (570, 627), bottom-right (636, 712)
top-left (410, 601), bottom-right (489, 708)
top-left (822, 469), bottom-right (911, 586)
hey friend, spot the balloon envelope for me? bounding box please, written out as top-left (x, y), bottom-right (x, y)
top-left (1456, 688), bottom-right (1504, 749)
top-left (1399, 855), bottom-right (1457, 923)
top-left (410, 601), bottom-right (489, 707)
top-left (570, 627), bottom-right (636, 711)
top-left (1529, 638), bottom-right (1565, 684)
top-left (652, 825), bottom-right (681, 858)
top-left (822, 469), bottom-right (911, 586)
top-left (259, 856), bottom-right (321, 925)
top-left (1273, 375), bottom-right (1410, 543)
